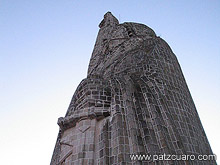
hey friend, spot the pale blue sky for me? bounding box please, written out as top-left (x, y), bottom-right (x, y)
top-left (0, 0), bottom-right (219, 164)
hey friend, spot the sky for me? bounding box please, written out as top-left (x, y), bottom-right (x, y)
top-left (0, 0), bottom-right (219, 164)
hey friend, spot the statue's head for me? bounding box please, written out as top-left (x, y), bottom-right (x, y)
top-left (88, 12), bottom-right (157, 78)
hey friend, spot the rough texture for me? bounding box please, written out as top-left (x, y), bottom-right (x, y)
top-left (51, 12), bottom-right (216, 165)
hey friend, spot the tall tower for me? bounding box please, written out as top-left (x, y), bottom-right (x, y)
top-left (51, 12), bottom-right (216, 165)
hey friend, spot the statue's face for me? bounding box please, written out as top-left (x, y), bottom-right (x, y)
top-left (93, 23), bottom-right (157, 77)
top-left (88, 13), bottom-right (157, 77)
top-left (102, 22), bottom-right (156, 55)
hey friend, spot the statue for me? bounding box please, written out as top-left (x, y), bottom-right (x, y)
top-left (51, 12), bottom-right (216, 165)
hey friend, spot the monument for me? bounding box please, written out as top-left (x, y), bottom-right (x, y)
top-left (51, 12), bottom-right (216, 165)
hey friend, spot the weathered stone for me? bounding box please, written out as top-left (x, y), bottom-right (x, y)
top-left (50, 12), bottom-right (216, 165)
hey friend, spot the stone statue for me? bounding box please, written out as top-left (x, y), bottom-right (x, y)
top-left (51, 12), bottom-right (216, 165)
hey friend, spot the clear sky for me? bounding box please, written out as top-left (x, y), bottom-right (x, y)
top-left (0, 0), bottom-right (219, 164)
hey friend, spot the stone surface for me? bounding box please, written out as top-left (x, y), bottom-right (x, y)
top-left (51, 12), bottom-right (216, 165)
